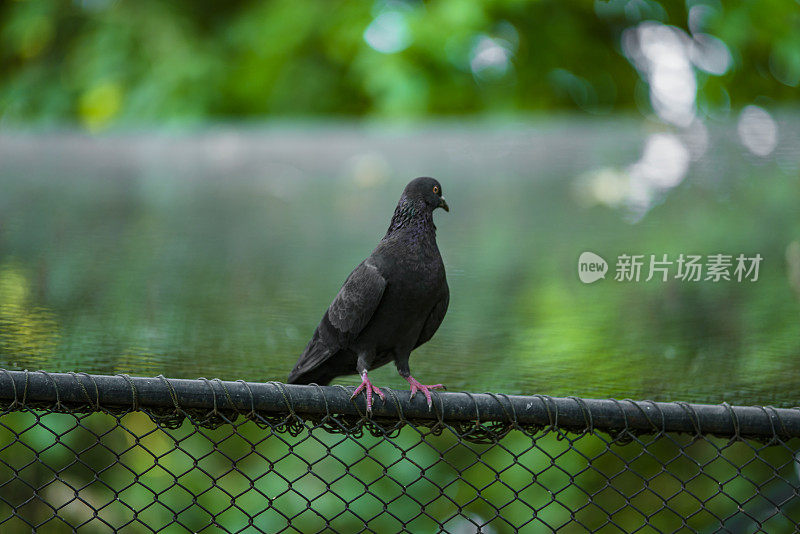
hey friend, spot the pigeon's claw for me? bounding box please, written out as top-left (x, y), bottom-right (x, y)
top-left (351, 372), bottom-right (385, 413)
top-left (405, 376), bottom-right (446, 408)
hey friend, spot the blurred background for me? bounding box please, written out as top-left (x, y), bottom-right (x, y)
top-left (1, 0), bottom-right (799, 405)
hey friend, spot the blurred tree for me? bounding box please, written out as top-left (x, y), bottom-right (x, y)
top-left (0, 0), bottom-right (797, 128)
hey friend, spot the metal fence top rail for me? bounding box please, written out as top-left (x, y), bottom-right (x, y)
top-left (0, 369), bottom-right (798, 442)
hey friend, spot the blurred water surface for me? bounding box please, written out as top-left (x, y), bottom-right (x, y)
top-left (0, 118), bottom-right (798, 405)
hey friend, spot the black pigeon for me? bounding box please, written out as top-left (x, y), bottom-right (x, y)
top-left (288, 177), bottom-right (450, 411)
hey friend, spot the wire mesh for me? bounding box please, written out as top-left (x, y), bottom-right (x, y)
top-left (0, 370), bottom-right (798, 533)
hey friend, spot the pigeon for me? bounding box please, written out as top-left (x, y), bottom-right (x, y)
top-left (288, 177), bottom-right (450, 412)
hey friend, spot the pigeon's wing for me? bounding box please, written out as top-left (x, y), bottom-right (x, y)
top-left (414, 288), bottom-right (449, 349)
top-left (326, 260), bottom-right (387, 336)
top-left (288, 261), bottom-right (386, 381)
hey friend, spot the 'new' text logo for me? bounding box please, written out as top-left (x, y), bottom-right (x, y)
top-left (578, 252), bottom-right (608, 284)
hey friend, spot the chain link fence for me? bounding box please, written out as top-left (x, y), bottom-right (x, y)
top-left (0, 370), bottom-right (798, 532)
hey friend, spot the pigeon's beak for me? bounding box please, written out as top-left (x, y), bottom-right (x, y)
top-left (438, 197), bottom-right (450, 212)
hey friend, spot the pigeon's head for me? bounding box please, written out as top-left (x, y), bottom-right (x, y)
top-left (404, 177), bottom-right (449, 213)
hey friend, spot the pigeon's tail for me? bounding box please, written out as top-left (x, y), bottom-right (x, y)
top-left (287, 367), bottom-right (334, 386)
top-left (287, 330), bottom-right (336, 385)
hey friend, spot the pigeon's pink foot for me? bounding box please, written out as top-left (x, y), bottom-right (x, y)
top-left (351, 372), bottom-right (386, 413)
top-left (405, 376), bottom-right (446, 408)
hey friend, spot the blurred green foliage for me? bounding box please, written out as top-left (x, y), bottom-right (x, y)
top-left (0, 0), bottom-right (798, 128)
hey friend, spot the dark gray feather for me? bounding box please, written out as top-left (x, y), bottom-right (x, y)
top-left (327, 261), bottom-right (386, 334)
top-left (414, 292), bottom-right (449, 349)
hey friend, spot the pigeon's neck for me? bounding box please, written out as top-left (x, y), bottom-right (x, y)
top-left (385, 195), bottom-right (436, 238)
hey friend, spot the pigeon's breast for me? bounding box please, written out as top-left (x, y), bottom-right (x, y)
top-left (356, 242), bottom-right (446, 352)
top-left (385, 239), bottom-right (445, 295)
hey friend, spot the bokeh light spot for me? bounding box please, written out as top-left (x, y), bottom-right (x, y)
top-left (690, 33), bottom-right (732, 76)
top-left (623, 22), bottom-right (697, 127)
top-left (79, 82), bottom-right (123, 130)
top-left (469, 36), bottom-right (513, 81)
top-left (737, 105), bottom-right (778, 157)
top-left (363, 11), bottom-right (412, 54)
top-left (630, 132), bottom-right (689, 189)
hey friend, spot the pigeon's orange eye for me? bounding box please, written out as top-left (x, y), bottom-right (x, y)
top-left (433, 186), bottom-right (440, 195)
